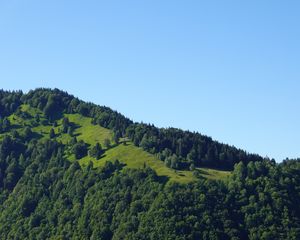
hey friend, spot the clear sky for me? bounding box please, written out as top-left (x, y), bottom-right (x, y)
top-left (0, 1), bottom-right (299, 161)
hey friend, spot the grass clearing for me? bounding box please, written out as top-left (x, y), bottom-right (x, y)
top-left (196, 168), bottom-right (231, 181)
top-left (63, 114), bottom-right (112, 146)
top-left (79, 142), bottom-right (197, 184)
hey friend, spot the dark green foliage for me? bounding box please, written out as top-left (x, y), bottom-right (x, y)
top-left (62, 117), bottom-right (69, 133)
top-left (72, 140), bottom-right (88, 159)
top-left (113, 131), bottom-right (121, 144)
top-left (22, 126), bottom-right (33, 141)
top-left (43, 95), bottom-right (61, 121)
top-left (11, 129), bottom-right (20, 139)
top-left (0, 134), bottom-right (299, 239)
top-left (0, 90), bottom-right (23, 117)
top-left (49, 128), bottom-right (55, 139)
top-left (0, 117), bottom-right (11, 133)
top-left (129, 124), bottom-right (263, 170)
top-left (89, 143), bottom-right (103, 159)
top-left (34, 113), bottom-right (40, 123)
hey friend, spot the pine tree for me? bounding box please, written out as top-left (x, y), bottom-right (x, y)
top-left (89, 143), bottom-right (103, 159)
top-left (62, 117), bottom-right (69, 133)
top-left (49, 128), bottom-right (55, 139)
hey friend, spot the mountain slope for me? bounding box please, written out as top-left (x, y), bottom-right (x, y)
top-left (0, 132), bottom-right (299, 239)
top-left (2, 103), bottom-right (230, 183)
top-left (1, 88), bottom-right (263, 172)
top-left (0, 88), bottom-right (299, 239)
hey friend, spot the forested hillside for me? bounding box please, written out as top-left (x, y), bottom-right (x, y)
top-left (0, 88), bottom-right (299, 239)
top-left (0, 135), bottom-right (299, 239)
top-left (1, 88), bottom-right (263, 171)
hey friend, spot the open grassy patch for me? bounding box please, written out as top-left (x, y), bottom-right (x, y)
top-left (79, 142), bottom-right (197, 184)
top-left (62, 114), bottom-right (113, 145)
top-left (196, 167), bottom-right (231, 181)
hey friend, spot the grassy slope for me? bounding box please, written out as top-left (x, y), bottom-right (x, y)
top-left (197, 168), bottom-right (231, 181)
top-left (79, 143), bottom-right (197, 184)
top-left (56, 113), bottom-right (113, 146)
top-left (4, 104), bottom-right (231, 183)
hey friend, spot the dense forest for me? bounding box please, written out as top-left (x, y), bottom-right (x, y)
top-left (0, 88), bottom-right (299, 239)
top-left (0, 135), bottom-right (299, 239)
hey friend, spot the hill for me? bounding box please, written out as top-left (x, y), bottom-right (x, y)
top-left (0, 88), bottom-right (299, 239)
top-left (2, 100), bottom-right (230, 183)
top-left (1, 88), bottom-right (263, 170)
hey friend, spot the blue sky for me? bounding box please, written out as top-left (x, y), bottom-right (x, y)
top-left (0, 1), bottom-right (299, 161)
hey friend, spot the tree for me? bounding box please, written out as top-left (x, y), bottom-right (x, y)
top-left (3, 118), bottom-right (11, 131)
top-left (170, 154), bottom-right (179, 169)
top-left (4, 158), bottom-right (21, 190)
top-left (0, 117), bottom-right (11, 132)
top-left (72, 140), bottom-right (88, 159)
top-left (187, 149), bottom-right (197, 163)
top-left (49, 128), bottom-right (55, 139)
top-left (62, 117), bottom-right (70, 133)
top-left (23, 127), bottom-right (32, 140)
top-left (44, 95), bottom-right (59, 121)
top-left (234, 162), bottom-right (246, 180)
top-left (113, 132), bottom-right (120, 145)
top-left (11, 130), bottom-right (20, 139)
top-left (77, 103), bottom-right (89, 116)
top-left (89, 143), bottom-right (103, 159)
top-left (34, 114), bottom-right (40, 123)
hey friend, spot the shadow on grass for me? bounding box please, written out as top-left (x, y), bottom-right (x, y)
top-left (97, 154), bottom-right (107, 160)
top-left (107, 142), bottom-right (122, 149)
top-left (197, 169), bottom-right (211, 176)
top-left (70, 122), bottom-right (81, 130)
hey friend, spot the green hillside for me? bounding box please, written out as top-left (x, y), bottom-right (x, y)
top-left (1, 89), bottom-right (299, 239)
top-left (2, 104), bottom-right (230, 183)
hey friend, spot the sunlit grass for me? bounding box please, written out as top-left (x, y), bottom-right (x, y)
top-left (79, 142), bottom-right (197, 184)
top-left (196, 167), bottom-right (231, 181)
